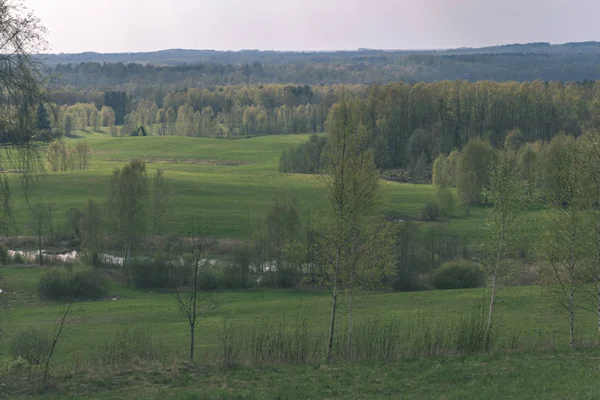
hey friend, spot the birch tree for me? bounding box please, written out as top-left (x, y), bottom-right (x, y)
top-left (316, 100), bottom-right (383, 363)
top-left (582, 129), bottom-right (600, 336)
top-left (481, 144), bottom-right (527, 336)
top-left (542, 136), bottom-right (589, 348)
top-left (107, 161), bottom-right (148, 263)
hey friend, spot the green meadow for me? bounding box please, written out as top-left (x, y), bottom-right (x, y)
top-left (6, 131), bottom-right (492, 240)
top-left (1, 132), bottom-right (573, 399)
top-left (2, 264), bottom-right (599, 399)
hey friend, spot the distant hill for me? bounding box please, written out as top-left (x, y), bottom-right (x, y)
top-left (38, 42), bottom-right (600, 67)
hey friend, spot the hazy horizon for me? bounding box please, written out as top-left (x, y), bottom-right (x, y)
top-left (24, 0), bottom-right (600, 54)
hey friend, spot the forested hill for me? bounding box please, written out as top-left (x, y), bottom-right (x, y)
top-left (41, 42), bottom-right (600, 86)
top-left (40, 42), bottom-right (600, 66)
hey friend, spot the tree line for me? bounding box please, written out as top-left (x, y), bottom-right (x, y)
top-left (45, 49), bottom-right (600, 87)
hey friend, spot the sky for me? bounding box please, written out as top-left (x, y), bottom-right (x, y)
top-left (23, 0), bottom-right (600, 54)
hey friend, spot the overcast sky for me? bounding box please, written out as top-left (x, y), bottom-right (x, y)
top-left (24, 0), bottom-right (600, 53)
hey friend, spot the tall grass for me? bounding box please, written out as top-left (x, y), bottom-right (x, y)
top-left (215, 301), bottom-right (510, 366)
top-left (96, 327), bottom-right (162, 366)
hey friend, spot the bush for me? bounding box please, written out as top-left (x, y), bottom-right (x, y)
top-left (431, 260), bottom-right (485, 290)
top-left (11, 252), bottom-right (25, 264)
top-left (10, 328), bottom-right (51, 366)
top-left (419, 201), bottom-right (440, 221)
top-left (126, 257), bottom-right (181, 289)
top-left (38, 267), bottom-right (109, 301)
top-left (0, 246), bottom-right (7, 265)
top-left (196, 264), bottom-right (221, 291)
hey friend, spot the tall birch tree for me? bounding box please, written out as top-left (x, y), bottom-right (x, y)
top-left (542, 136), bottom-right (589, 348)
top-left (317, 100), bottom-right (386, 363)
top-left (481, 143), bottom-right (527, 336)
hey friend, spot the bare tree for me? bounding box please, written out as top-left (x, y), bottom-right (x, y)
top-left (173, 215), bottom-right (217, 361)
top-left (43, 297), bottom-right (74, 385)
top-left (28, 202), bottom-right (51, 265)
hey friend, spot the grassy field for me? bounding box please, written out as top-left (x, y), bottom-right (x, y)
top-left (2, 264), bottom-right (600, 399)
top-left (5, 131), bottom-right (493, 240)
top-left (6, 352), bottom-right (600, 399)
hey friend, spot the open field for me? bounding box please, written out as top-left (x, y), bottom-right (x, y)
top-left (1, 265), bottom-right (598, 365)
top-left (2, 265), bottom-right (600, 399)
top-left (4, 131), bottom-right (498, 241)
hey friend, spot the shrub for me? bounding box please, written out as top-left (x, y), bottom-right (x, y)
top-left (11, 252), bottom-right (25, 264)
top-left (196, 264), bottom-right (221, 291)
top-left (431, 260), bottom-right (485, 290)
top-left (419, 201), bottom-right (440, 221)
top-left (126, 257), bottom-right (181, 289)
top-left (38, 267), bottom-right (109, 301)
top-left (10, 328), bottom-right (51, 366)
top-left (0, 246), bottom-right (7, 265)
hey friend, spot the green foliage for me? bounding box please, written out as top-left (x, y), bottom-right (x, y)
top-left (38, 267), bottom-right (109, 301)
top-left (431, 260), bottom-right (485, 290)
top-left (125, 257), bottom-right (182, 290)
top-left (435, 187), bottom-right (456, 216)
top-left (279, 134), bottom-right (327, 174)
top-left (107, 160), bottom-right (148, 261)
top-left (150, 169), bottom-right (171, 235)
top-left (480, 145), bottom-right (529, 270)
top-left (455, 138), bottom-right (494, 209)
top-left (10, 328), bottom-right (51, 366)
top-left (80, 199), bottom-right (103, 264)
top-left (0, 245), bottom-right (8, 265)
top-left (264, 199), bottom-right (301, 267)
top-left (410, 152), bottom-right (430, 183)
top-left (419, 201), bottom-right (440, 221)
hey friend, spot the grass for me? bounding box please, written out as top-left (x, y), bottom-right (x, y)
top-left (5, 130), bottom-right (491, 240)
top-left (2, 265), bottom-right (600, 398)
top-left (5, 352), bottom-right (600, 399)
top-left (1, 265), bottom-right (597, 365)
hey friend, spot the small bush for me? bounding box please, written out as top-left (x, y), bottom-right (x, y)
top-left (419, 201), bottom-right (440, 221)
top-left (0, 246), bottom-right (8, 265)
top-left (10, 328), bottom-right (51, 366)
top-left (11, 252), bottom-right (25, 264)
top-left (196, 264), bottom-right (221, 291)
top-left (431, 260), bottom-right (485, 290)
top-left (126, 257), bottom-right (181, 289)
top-left (38, 267), bottom-right (109, 301)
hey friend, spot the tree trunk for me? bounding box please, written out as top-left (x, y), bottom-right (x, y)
top-left (327, 277), bottom-right (338, 363)
top-left (569, 230), bottom-right (576, 348)
top-left (38, 217), bottom-right (43, 266)
top-left (488, 271), bottom-right (497, 332)
top-left (597, 276), bottom-right (600, 338)
top-left (347, 282), bottom-right (353, 359)
top-left (190, 259), bottom-right (199, 361)
top-left (488, 228), bottom-right (504, 335)
top-left (190, 323), bottom-right (195, 361)
top-left (569, 284), bottom-right (575, 348)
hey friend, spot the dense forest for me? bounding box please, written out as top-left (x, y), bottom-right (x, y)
top-left (47, 80), bottom-right (600, 177)
top-left (45, 52), bottom-right (600, 87)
